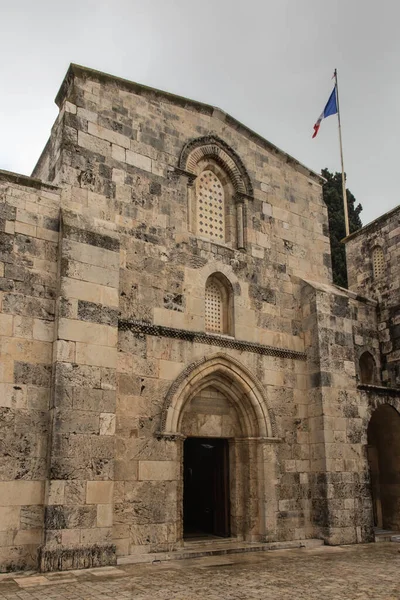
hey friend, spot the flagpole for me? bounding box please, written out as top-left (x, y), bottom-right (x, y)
top-left (334, 69), bottom-right (350, 237)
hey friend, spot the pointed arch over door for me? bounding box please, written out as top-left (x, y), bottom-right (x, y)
top-left (158, 353), bottom-right (280, 544)
top-left (158, 352), bottom-right (277, 439)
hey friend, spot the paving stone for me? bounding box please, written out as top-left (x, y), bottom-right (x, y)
top-left (0, 544), bottom-right (397, 600)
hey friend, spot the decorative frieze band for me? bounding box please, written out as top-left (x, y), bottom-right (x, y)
top-left (118, 319), bottom-right (307, 360)
top-left (358, 384), bottom-right (400, 397)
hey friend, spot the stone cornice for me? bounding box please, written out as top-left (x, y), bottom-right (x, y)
top-left (343, 204), bottom-right (400, 243)
top-left (118, 319), bottom-right (306, 360)
top-left (358, 384), bottom-right (400, 397)
top-left (0, 169), bottom-right (59, 192)
top-left (156, 433), bottom-right (282, 443)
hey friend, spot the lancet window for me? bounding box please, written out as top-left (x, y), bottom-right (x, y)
top-left (205, 273), bottom-right (233, 335)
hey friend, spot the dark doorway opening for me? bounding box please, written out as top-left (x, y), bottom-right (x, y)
top-left (367, 404), bottom-right (400, 531)
top-left (183, 437), bottom-right (230, 538)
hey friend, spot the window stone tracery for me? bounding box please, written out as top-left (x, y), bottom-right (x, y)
top-left (205, 273), bottom-right (234, 336)
top-left (196, 170), bottom-right (225, 242)
top-left (372, 246), bottom-right (385, 279)
top-left (179, 136), bottom-right (253, 251)
top-left (205, 279), bottom-right (224, 333)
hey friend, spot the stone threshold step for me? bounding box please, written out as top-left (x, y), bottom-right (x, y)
top-left (374, 531), bottom-right (400, 542)
top-left (184, 537), bottom-right (244, 548)
top-left (117, 538), bottom-right (324, 565)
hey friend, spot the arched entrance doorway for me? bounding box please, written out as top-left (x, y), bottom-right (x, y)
top-left (181, 385), bottom-right (241, 538)
top-left (158, 353), bottom-right (279, 543)
top-left (367, 404), bottom-right (400, 531)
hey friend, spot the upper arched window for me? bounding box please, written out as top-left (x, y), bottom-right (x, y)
top-left (359, 351), bottom-right (377, 385)
top-left (180, 136), bottom-right (253, 251)
top-left (372, 246), bottom-right (385, 279)
top-left (205, 273), bottom-right (233, 335)
top-left (196, 170), bottom-right (225, 243)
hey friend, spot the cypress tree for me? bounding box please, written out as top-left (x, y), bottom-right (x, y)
top-left (321, 169), bottom-right (363, 288)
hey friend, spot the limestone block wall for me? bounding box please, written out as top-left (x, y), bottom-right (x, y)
top-left (33, 64), bottom-right (332, 287)
top-left (0, 63), bottom-right (392, 570)
top-left (28, 66), bottom-right (337, 556)
top-left (115, 328), bottom-right (313, 554)
top-left (345, 205), bottom-right (400, 386)
top-left (350, 293), bottom-right (381, 385)
top-left (40, 209), bottom-right (120, 571)
top-left (301, 281), bottom-right (374, 545)
top-left (0, 171), bottom-right (60, 571)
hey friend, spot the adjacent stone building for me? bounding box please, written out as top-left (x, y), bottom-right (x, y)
top-left (0, 64), bottom-right (399, 572)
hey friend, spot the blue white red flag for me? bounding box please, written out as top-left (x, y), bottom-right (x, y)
top-left (312, 87), bottom-right (338, 138)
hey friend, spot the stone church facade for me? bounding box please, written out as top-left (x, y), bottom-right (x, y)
top-left (0, 64), bottom-right (399, 572)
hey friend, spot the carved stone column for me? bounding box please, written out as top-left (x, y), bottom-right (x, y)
top-left (237, 202), bottom-right (245, 250)
top-left (233, 437), bottom-right (261, 541)
top-left (235, 193), bottom-right (248, 250)
top-left (169, 167), bottom-right (197, 233)
top-left (175, 434), bottom-right (186, 547)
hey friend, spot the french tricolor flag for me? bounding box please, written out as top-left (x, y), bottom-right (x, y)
top-left (312, 87), bottom-right (338, 138)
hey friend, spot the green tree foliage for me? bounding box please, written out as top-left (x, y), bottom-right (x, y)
top-left (321, 168), bottom-right (363, 288)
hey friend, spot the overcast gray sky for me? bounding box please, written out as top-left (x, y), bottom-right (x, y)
top-left (1, 0), bottom-right (399, 225)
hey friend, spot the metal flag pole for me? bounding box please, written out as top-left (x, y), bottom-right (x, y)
top-left (334, 68), bottom-right (350, 237)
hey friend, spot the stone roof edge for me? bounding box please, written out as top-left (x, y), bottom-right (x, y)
top-left (0, 169), bottom-right (60, 192)
top-left (343, 203), bottom-right (400, 244)
top-left (300, 277), bottom-right (377, 306)
top-left (56, 63), bottom-right (324, 184)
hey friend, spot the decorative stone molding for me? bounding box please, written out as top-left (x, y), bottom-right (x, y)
top-left (177, 135), bottom-right (254, 250)
top-left (0, 169), bottom-right (60, 191)
top-left (170, 166), bottom-right (197, 184)
top-left (179, 135), bottom-right (254, 198)
top-left (236, 436), bottom-right (283, 443)
top-left (194, 260), bottom-right (242, 297)
top-left (157, 352), bottom-right (278, 438)
top-left (118, 319), bottom-right (306, 361)
top-left (358, 384), bottom-right (400, 399)
top-left (358, 384), bottom-right (400, 418)
top-left (39, 543), bottom-right (116, 572)
top-left (155, 432), bottom-right (186, 441)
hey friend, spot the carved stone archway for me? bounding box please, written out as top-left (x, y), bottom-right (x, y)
top-left (158, 353), bottom-right (280, 544)
top-left (367, 402), bottom-right (400, 531)
top-left (178, 136), bottom-right (253, 250)
top-left (179, 135), bottom-right (254, 198)
top-left (158, 353), bottom-right (277, 439)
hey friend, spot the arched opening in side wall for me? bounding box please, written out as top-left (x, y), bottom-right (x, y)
top-left (359, 351), bottom-right (377, 385)
top-left (367, 404), bottom-right (400, 531)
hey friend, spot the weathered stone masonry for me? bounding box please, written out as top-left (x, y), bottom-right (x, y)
top-left (0, 64), bottom-right (399, 572)
top-left (345, 205), bottom-right (400, 387)
top-left (0, 172), bottom-right (60, 570)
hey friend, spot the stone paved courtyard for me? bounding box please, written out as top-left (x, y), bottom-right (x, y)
top-left (0, 543), bottom-right (399, 600)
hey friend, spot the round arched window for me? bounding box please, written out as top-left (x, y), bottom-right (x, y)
top-left (359, 351), bottom-right (377, 385)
